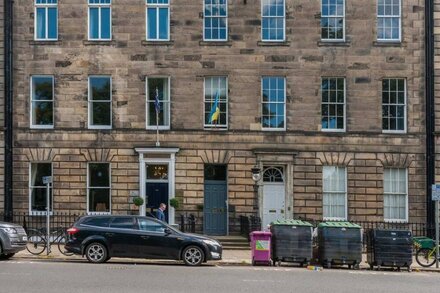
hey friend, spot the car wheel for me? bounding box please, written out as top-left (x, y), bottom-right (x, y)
top-left (0, 253), bottom-right (15, 260)
top-left (85, 242), bottom-right (108, 264)
top-left (182, 246), bottom-right (204, 266)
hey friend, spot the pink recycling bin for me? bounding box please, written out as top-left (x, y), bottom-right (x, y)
top-left (250, 231), bottom-right (272, 266)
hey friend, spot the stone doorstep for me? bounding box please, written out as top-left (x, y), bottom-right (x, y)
top-left (12, 250), bottom-right (440, 272)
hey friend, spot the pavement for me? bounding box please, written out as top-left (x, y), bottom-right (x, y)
top-left (0, 259), bottom-right (438, 293)
top-left (12, 249), bottom-right (440, 273)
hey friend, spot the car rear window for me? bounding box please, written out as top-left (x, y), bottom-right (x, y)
top-left (110, 217), bottom-right (134, 229)
top-left (82, 217), bottom-right (111, 227)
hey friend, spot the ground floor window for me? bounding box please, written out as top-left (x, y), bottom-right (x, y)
top-left (29, 163), bottom-right (53, 214)
top-left (384, 168), bottom-right (407, 222)
top-left (88, 163), bottom-right (111, 214)
top-left (322, 166), bottom-right (347, 220)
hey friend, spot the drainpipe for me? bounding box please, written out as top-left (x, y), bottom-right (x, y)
top-left (4, 0), bottom-right (13, 220)
top-left (425, 0), bottom-right (435, 237)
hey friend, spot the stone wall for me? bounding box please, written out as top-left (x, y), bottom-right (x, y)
top-left (11, 1), bottom-right (427, 224)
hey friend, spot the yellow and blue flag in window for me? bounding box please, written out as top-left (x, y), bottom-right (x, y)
top-left (208, 91), bottom-right (220, 124)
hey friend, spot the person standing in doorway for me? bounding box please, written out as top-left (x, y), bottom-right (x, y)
top-left (156, 203), bottom-right (167, 222)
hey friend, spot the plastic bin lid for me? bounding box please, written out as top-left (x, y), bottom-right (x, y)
top-left (250, 231), bottom-right (272, 236)
top-left (270, 219), bottom-right (313, 227)
top-left (318, 221), bottom-right (361, 229)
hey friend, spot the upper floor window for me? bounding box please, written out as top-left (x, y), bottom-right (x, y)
top-left (382, 78), bottom-right (406, 133)
top-left (321, 77), bottom-right (345, 132)
top-left (204, 0), bottom-right (228, 41)
top-left (321, 0), bottom-right (345, 41)
top-left (261, 0), bottom-right (285, 41)
top-left (323, 166), bottom-right (347, 220)
top-left (88, 0), bottom-right (112, 40)
top-left (146, 77), bottom-right (170, 129)
top-left (31, 76), bottom-right (54, 129)
top-left (88, 163), bottom-right (111, 214)
top-left (384, 168), bottom-right (407, 222)
top-left (29, 163), bottom-right (52, 214)
top-left (204, 76), bottom-right (228, 129)
top-left (377, 0), bottom-right (401, 41)
top-left (88, 76), bottom-right (112, 129)
top-left (262, 77), bottom-right (286, 130)
top-left (35, 0), bottom-right (58, 40)
top-left (146, 0), bottom-right (170, 41)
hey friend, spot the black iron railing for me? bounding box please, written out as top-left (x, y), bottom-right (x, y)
top-left (0, 212), bottom-right (83, 232)
top-left (179, 214), bottom-right (196, 233)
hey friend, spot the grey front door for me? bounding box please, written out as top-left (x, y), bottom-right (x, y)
top-left (204, 181), bottom-right (227, 235)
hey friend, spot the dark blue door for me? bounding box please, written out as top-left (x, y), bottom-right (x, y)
top-left (204, 180), bottom-right (227, 235)
top-left (146, 183), bottom-right (169, 222)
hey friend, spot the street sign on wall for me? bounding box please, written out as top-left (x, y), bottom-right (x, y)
top-left (432, 184), bottom-right (440, 201)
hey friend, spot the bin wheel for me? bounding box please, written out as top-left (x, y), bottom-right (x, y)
top-left (348, 264), bottom-right (352, 269)
top-left (354, 264), bottom-right (360, 270)
top-left (407, 266), bottom-right (412, 273)
top-left (252, 259), bottom-right (255, 266)
top-left (277, 261), bottom-right (281, 267)
top-left (376, 265), bottom-right (381, 271)
top-left (326, 262), bottom-right (331, 269)
top-left (369, 264), bottom-right (374, 270)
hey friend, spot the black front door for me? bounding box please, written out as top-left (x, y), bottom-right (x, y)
top-left (146, 182), bottom-right (169, 222)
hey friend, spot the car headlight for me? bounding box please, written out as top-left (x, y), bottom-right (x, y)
top-left (202, 239), bottom-right (220, 246)
top-left (1, 227), bottom-right (17, 234)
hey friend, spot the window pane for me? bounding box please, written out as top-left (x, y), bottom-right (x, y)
top-left (89, 189), bottom-right (110, 213)
top-left (31, 187), bottom-right (52, 211)
top-left (36, 8), bottom-right (46, 39)
top-left (146, 164), bottom-right (168, 180)
top-left (158, 8), bottom-right (169, 39)
top-left (83, 217), bottom-right (111, 227)
top-left (30, 163), bottom-right (52, 212)
top-left (32, 101), bottom-right (53, 126)
top-left (90, 77), bottom-right (111, 101)
top-left (33, 77), bottom-right (53, 100)
top-left (89, 163), bottom-right (110, 187)
top-left (31, 163), bottom-right (52, 186)
top-left (101, 8), bottom-right (111, 39)
top-left (89, 8), bottom-right (99, 39)
top-left (91, 102), bottom-right (111, 126)
top-left (147, 8), bottom-right (157, 39)
top-left (48, 8), bottom-right (57, 39)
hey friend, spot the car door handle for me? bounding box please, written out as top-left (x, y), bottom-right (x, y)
top-left (141, 236), bottom-right (150, 240)
top-left (105, 233), bottom-right (114, 237)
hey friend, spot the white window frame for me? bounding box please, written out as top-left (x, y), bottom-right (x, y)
top-left (34, 0), bottom-right (58, 41)
top-left (203, 76), bottom-right (228, 129)
top-left (322, 166), bottom-right (348, 221)
top-left (146, 76), bottom-right (171, 130)
top-left (261, 76), bottom-right (286, 131)
top-left (321, 77), bottom-right (346, 133)
top-left (203, 0), bottom-right (228, 41)
top-left (383, 168), bottom-right (408, 223)
top-left (29, 162), bottom-right (53, 215)
top-left (261, 0), bottom-right (286, 42)
top-left (88, 0), bottom-right (112, 41)
top-left (88, 76), bottom-right (112, 130)
top-left (87, 162), bottom-right (112, 215)
top-left (30, 75), bottom-right (54, 129)
top-left (320, 0), bottom-right (345, 42)
top-left (377, 0), bottom-right (402, 42)
top-left (145, 0), bottom-right (171, 41)
top-left (382, 78), bottom-right (407, 134)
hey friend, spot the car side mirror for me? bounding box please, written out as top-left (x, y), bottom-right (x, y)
top-left (164, 228), bottom-right (172, 235)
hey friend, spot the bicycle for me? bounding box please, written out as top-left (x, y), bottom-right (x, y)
top-left (414, 236), bottom-right (439, 267)
top-left (26, 227), bottom-right (73, 256)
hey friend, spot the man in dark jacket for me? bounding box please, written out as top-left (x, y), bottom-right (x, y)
top-left (156, 203), bottom-right (167, 222)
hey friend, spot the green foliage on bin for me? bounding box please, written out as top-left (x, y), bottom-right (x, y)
top-left (270, 219), bottom-right (313, 227)
top-left (318, 221), bottom-right (361, 229)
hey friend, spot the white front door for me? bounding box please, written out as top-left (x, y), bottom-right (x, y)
top-left (262, 167), bottom-right (285, 229)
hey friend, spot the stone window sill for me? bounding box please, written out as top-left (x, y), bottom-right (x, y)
top-left (318, 40), bottom-right (351, 47)
top-left (373, 41), bottom-right (405, 47)
top-left (29, 40), bottom-right (62, 46)
top-left (141, 40), bottom-right (174, 46)
top-left (257, 41), bottom-right (290, 47)
top-left (83, 40), bottom-right (116, 46)
top-left (199, 41), bottom-right (232, 47)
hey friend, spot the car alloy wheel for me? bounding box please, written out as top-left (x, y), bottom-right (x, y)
top-left (85, 243), bottom-right (108, 263)
top-left (183, 246), bottom-right (204, 266)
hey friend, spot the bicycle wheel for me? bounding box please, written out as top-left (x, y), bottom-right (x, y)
top-left (57, 233), bottom-right (73, 256)
top-left (26, 230), bottom-right (46, 255)
top-left (415, 248), bottom-right (436, 267)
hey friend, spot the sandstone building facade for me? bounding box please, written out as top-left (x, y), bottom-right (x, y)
top-left (8, 0), bottom-right (428, 235)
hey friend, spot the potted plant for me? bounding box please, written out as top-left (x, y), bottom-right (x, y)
top-left (132, 196), bottom-right (144, 208)
top-left (169, 197), bottom-right (181, 209)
